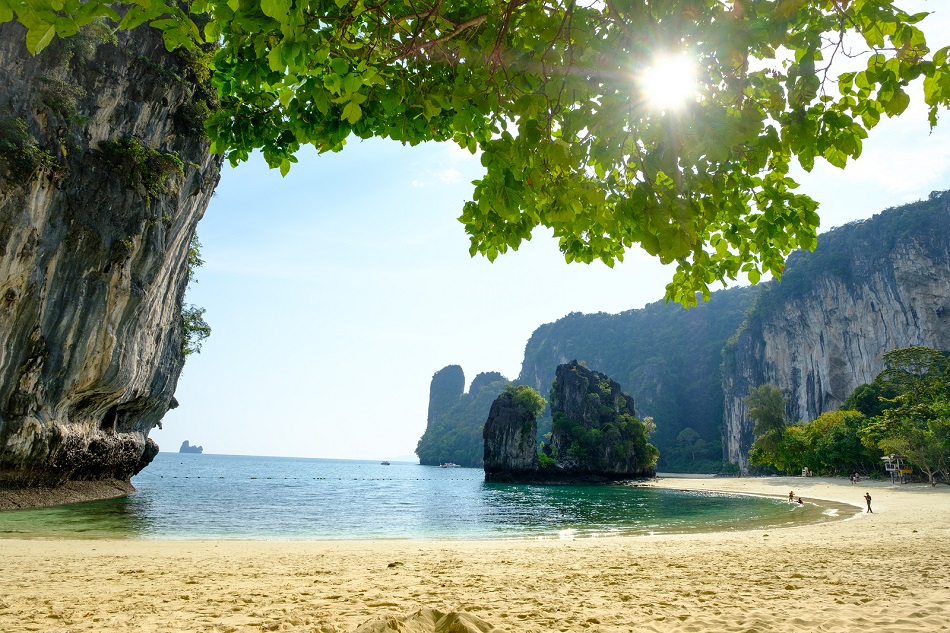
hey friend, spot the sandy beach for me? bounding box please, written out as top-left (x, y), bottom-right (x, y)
top-left (1, 476), bottom-right (948, 632)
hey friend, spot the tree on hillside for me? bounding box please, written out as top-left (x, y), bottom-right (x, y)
top-left (7, 1), bottom-right (950, 304)
top-left (507, 384), bottom-right (547, 420)
top-left (745, 383), bottom-right (787, 469)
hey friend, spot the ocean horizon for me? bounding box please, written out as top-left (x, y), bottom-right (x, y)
top-left (0, 453), bottom-right (852, 540)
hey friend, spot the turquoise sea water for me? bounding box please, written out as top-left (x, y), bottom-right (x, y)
top-left (0, 453), bottom-right (850, 540)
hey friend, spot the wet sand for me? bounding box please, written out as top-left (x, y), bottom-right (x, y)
top-left (1, 476), bottom-right (947, 632)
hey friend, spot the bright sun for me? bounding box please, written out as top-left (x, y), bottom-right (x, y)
top-left (639, 54), bottom-right (698, 111)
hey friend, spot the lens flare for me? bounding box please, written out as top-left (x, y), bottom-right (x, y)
top-left (639, 54), bottom-right (698, 111)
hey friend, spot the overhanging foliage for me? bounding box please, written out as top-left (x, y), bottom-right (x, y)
top-left (6, 1), bottom-right (950, 303)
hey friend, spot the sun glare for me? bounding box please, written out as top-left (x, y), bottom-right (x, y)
top-left (639, 54), bottom-right (698, 112)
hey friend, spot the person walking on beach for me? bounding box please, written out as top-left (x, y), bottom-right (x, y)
top-left (789, 491), bottom-right (794, 502)
top-left (864, 492), bottom-right (873, 513)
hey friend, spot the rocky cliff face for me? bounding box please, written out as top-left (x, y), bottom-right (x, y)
top-left (516, 287), bottom-right (755, 471)
top-left (484, 362), bottom-right (656, 483)
top-left (722, 196), bottom-right (950, 470)
top-left (426, 365), bottom-right (464, 426)
top-left (547, 361), bottom-right (657, 479)
top-left (417, 366), bottom-right (508, 467)
top-left (482, 390), bottom-right (539, 482)
top-left (0, 24), bottom-right (222, 493)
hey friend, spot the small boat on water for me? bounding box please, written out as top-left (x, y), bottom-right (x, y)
top-left (439, 462), bottom-right (461, 468)
top-left (380, 461), bottom-right (390, 465)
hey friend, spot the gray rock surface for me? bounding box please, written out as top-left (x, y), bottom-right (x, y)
top-left (484, 362), bottom-right (656, 483)
top-left (0, 24), bottom-right (221, 493)
top-left (722, 197), bottom-right (950, 470)
top-left (482, 389), bottom-right (539, 482)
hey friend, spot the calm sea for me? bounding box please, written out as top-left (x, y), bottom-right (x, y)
top-left (0, 453), bottom-right (849, 540)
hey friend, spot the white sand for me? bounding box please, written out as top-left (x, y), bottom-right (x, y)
top-left (1, 476), bottom-right (947, 632)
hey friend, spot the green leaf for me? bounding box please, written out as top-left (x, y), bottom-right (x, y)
top-left (25, 23), bottom-right (56, 54)
top-left (0, 0), bottom-right (13, 24)
top-left (54, 16), bottom-right (78, 38)
top-left (329, 57), bottom-right (348, 76)
top-left (342, 101), bottom-right (361, 123)
top-left (260, 0), bottom-right (290, 20)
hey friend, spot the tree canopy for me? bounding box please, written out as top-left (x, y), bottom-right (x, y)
top-left (749, 347), bottom-right (949, 483)
top-left (5, 1), bottom-right (950, 303)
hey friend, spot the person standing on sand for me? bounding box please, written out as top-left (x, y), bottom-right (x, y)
top-left (789, 491), bottom-right (794, 502)
top-left (864, 492), bottom-right (873, 513)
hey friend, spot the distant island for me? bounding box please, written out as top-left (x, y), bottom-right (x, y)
top-left (179, 441), bottom-right (203, 454)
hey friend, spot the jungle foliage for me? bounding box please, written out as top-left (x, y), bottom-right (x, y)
top-left (749, 347), bottom-right (950, 483)
top-left (7, 1), bottom-right (950, 303)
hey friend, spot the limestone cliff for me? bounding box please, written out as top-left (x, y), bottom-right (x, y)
top-left (482, 389), bottom-right (539, 482)
top-left (546, 361), bottom-right (657, 480)
top-left (484, 362), bottom-right (657, 483)
top-left (179, 441), bottom-right (203, 454)
top-left (425, 365), bottom-right (464, 426)
top-left (416, 365), bottom-right (508, 467)
top-left (0, 24), bottom-right (222, 494)
top-left (722, 194), bottom-right (950, 470)
top-left (516, 286), bottom-right (756, 471)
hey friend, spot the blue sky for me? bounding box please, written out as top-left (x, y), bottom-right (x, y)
top-left (158, 1), bottom-right (950, 460)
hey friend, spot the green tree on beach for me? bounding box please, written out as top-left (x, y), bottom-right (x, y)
top-left (6, 1), bottom-right (950, 303)
top-left (858, 347), bottom-right (950, 485)
top-left (778, 409), bottom-right (882, 476)
top-left (752, 347), bottom-right (950, 483)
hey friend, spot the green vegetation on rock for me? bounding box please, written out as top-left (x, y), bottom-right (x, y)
top-left (0, 116), bottom-right (54, 187)
top-left (99, 137), bottom-right (184, 201)
top-left (521, 285), bottom-right (756, 472)
top-left (546, 361), bottom-right (659, 475)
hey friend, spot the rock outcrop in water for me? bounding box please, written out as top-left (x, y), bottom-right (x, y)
top-left (516, 286), bottom-right (756, 472)
top-left (484, 362), bottom-right (657, 483)
top-left (721, 194), bottom-right (950, 470)
top-left (0, 24), bottom-right (221, 500)
top-left (416, 366), bottom-right (508, 467)
top-left (482, 388), bottom-right (539, 482)
top-left (179, 441), bottom-right (203, 454)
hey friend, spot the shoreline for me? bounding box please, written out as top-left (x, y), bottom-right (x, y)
top-left (1, 476), bottom-right (948, 632)
top-left (1, 475), bottom-right (858, 541)
top-left (0, 478), bottom-right (135, 510)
